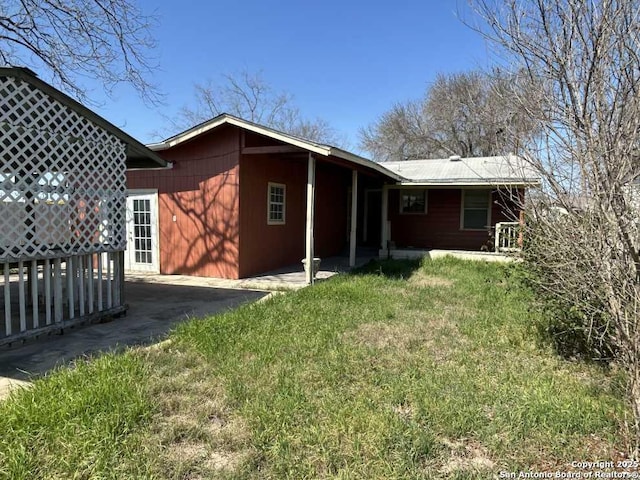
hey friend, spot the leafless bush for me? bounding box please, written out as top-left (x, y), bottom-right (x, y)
top-left (472, 0), bottom-right (640, 453)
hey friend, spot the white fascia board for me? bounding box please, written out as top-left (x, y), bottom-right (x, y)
top-left (149, 115), bottom-right (331, 156)
top-left (127, 162), bottom-right (174, 171)
top-left (328, 148), bottom-right (405, 181)
top-left (225, 117), bottom-right (331, 156)
top-left (397, 180), bottom-right (541, 187)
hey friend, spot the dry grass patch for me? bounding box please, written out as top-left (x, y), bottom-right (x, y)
top-left (408, 270), bottom-right (455, 288)
top-left (139, 346), bottom-right (254, 478)
top-left (343, 316), bottom-right (467, 364)
top-left (436, 437), bottom-right (496, 478)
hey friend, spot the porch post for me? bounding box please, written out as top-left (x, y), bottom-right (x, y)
top-left (305, 153), bottom-right (316, 285)
top-left (349, 170), bottom-right (358, 267)
top-left (381, 184), bottom-right (389, 256)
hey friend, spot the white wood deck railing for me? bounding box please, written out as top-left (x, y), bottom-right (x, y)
top-left (1, 251), bottom-right (125, 345)
top-left (494, 222), bottom-right (521, 253)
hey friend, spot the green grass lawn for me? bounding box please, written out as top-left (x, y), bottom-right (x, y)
top-left (0, 258), bottom-right (628, 479)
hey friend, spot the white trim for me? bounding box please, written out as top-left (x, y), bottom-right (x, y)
top-left (267, 182), bottom-right (286, 225)
top-left (363, 189), bottom-right (381, 242)
top-left (125, 192), bottom-right (160, 273)
top-left (127, 163), bottom-right (173, 171)
top-left (460, 189), bottom-right (492, 231)
top-left (399, 181), bottom-right (540, 187)
top-left (381, 185), bottom-right (390, 251)
top-left (349, 170), bottom-right (358, 267)
top-left (126, 188), bottom-right (158, 195)
top-left (305, 154), bottom-right (316, 285)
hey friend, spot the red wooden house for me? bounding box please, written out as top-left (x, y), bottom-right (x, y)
top-left (126, 115), bottom-right (538, 281)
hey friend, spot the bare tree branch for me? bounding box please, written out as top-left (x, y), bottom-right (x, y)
top-left (0, 0), bottom-right (161, 104)
top-left (471, 0), bottom-right (640, 454)
top-left (167, 70), bottom-right (346, 146)
top-left (359, 69), bottom-right (538, 161)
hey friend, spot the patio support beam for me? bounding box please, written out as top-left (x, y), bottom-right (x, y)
top-left (349, 170), bottom-right (358, 267)
top-left (305, 153), bottom-right (316, 285)
top-left (381, 184), bottom-right (390, 256)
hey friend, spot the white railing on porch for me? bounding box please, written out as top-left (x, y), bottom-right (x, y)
top-left (495, 222), bottom-right (521, 253)
top-left (1, 251), bottom-right (125, 345)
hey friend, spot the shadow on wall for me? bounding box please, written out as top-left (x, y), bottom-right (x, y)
top-left (161, 169), bottom-right (240, 278)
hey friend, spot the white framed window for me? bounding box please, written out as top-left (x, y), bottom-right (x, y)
top-left (268, 182), bottom-right (286, 225)
top-left (400, 189), bottom-right (427, 214)
top-left (461, 189), bottom-right (491, 230)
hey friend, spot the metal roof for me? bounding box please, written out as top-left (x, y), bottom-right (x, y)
top-left (382, 154), bottom-right (540, 186)
top-left (0, 67), bottom-right (168, 169)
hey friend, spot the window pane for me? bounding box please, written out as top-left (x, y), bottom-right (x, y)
top-left (401, 190), bottom-right (426, 213)
top-left (268, 184), bottom-right (285, 223)
top-left (464, 190), bottom-right (489, 208)
top-left (464, 210), bottom-right (488, 229)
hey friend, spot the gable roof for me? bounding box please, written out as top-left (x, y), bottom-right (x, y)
top-left (382, 155), bottom-right (540, 186)
top-left (0, 67), bottom-right (167, 169)
top-left (148, 113), bottom-right (404, 181)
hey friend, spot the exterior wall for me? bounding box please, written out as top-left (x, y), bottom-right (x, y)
top-left (238, 155), bottom-right (350, 278)
top-left (127, 125), bottom-right (241, 279)
top-left (388, 187), bottom-right (522, 251)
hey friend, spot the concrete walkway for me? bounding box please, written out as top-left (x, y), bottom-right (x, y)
top-left (126, 254), bottom-right (376, 291)
top-left (0, 281), bottom-right (267, 397)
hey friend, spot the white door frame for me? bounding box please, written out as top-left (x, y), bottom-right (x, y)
top-left (125, 189), bottom-right (160, 273)
top-left (363, 189), bottom-right (382, 243)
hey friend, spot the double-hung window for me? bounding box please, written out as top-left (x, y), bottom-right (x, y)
top-left (268, 182), bottom-right (286, 225)
top-left (461, 189), bottom-right (490, 230)
top-left (400, 189), bottom-right (427, 214)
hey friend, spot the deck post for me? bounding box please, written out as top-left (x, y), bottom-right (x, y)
top-left (305, 153), bottom-right (316, 285)
top-left (349, 170), bottom-right (358, 267)
top-left (4, 263), bottom-right (11, 336)
top-left (44, 259), bottom-right (51, 325)
top-left (18, 260), bottom-right (26, 332)
top-left (381, 185), bottom-right (390, 256)
top-left (31, 260), bottom-right (38, 328)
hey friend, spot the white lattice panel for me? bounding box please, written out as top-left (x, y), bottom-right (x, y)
top-left (0, 76), bottom-right (127, 262)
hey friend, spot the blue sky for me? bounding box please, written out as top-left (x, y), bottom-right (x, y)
top-left (88, 0), bottom-right (492, 152)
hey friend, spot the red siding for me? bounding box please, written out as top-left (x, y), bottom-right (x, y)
top-left (127, 125), bottom-right (241, 278)
top-left (388, 188), bottom-right (521, 250)
top-left (238, 155), bottom-right (350, 278)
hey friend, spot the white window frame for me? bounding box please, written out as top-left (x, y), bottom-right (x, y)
top-left (267, 182), bottom-right (286, 225)
top-left (460, 189), bottom-right (492, 231)
top-left (399, 189), bottom-right (428, 215)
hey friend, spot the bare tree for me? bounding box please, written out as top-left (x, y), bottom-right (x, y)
top-left (472, 0), bottom-right (640, 453)
top-left (173, 70), bottom-right (345, 146)
top-left (359, 70), bottom-right (537, 161)
top-left (0, 0), bottom-right (159, 103)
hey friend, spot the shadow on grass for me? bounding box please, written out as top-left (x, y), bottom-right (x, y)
top-left (351, 258), bottom-right (422, 280)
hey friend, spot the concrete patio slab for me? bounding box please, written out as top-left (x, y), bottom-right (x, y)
top-left (126, 254), bottom-right (377, 291)
top-left (0, 281), bottom-right (267, 397)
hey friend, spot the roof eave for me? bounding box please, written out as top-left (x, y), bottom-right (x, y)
top-left (153, 114), bottom-right (331, 156)
top-left (398, 179), bottom-right (541, 187)
top-left (328, 147), bottom-right (404, 181)
top-left (150, 114), bottom-right (405, 182)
